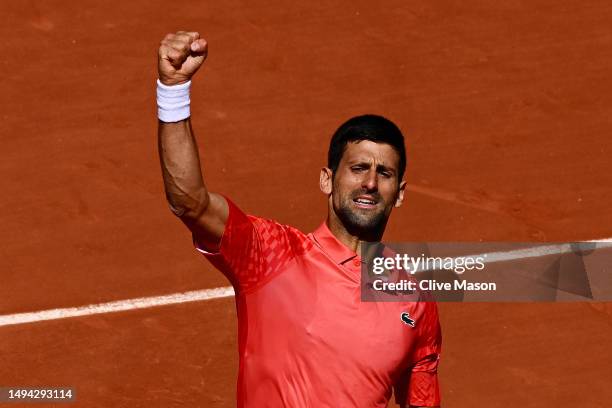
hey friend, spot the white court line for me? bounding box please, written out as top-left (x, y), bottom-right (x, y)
top-left (1, 239), bottom-right (611, 328)
top-left (415, 239), bottom-right (612, 272)
top-left (0, 287), bottom-right (235, 328)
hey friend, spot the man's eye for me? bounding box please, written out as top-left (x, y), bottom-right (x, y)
top-left (351, 166), bottom-right (366, 172)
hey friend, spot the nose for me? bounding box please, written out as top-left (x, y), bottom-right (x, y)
top-left (362, 168), bottom-right (378, 192)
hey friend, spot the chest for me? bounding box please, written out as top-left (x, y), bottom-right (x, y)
top-left (243, 254), bottom-right (419, 375)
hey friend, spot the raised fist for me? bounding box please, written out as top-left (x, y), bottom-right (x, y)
top-left (158, 31), bottom-right (208, 86)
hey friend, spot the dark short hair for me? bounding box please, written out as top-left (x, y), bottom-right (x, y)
top-left (327, 114), bottom-right (406, 181)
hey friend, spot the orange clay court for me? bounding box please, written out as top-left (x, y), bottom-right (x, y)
top-left (1, 0), bottom-right (611, 407)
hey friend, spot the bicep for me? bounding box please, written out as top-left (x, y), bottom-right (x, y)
top-left (394, 355), bottom-right (441, 408)
top-left (181, 192), bottom-right (229, 251)
top-left (395, 302), bottom-right (442, 407)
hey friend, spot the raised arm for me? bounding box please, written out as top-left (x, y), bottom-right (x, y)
top-left (157, 31), bottom-right (228, 250)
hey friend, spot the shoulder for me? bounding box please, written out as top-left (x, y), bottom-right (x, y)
top-left (247, 215), bottom-right (314, 255)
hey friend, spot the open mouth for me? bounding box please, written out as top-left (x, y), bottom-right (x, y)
top-left (353, 196), bottom-right (378, 209)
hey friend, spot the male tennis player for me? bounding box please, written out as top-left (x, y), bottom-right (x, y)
top-left (157, 31), bottom-right (441, 407)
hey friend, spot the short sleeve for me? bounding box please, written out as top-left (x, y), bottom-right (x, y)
top-left (193, 197), bottom-right (309, 294)
top-left (395, 301), bottom-right (442, 407)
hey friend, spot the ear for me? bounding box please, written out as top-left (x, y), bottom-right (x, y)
top-left (320, 167), bottom-right (333, 195)
top-left (394, 180), bottom-right (407, 208)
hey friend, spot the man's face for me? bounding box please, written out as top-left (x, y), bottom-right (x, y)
top-left (324, 140), bottom-right (406, 235)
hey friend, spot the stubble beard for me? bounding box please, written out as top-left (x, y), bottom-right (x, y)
top-left (334, 191), bottom-right (389, 240)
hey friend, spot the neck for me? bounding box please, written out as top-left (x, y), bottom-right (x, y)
top-left (326, 209), bottom-right (385, 253)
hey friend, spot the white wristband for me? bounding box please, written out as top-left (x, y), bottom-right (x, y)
top-left (157, 79), bottom-right (191, 122)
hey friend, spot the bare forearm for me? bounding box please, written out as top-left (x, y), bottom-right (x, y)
top-left (156, 31), bottom-right (228, 247)
top-left (158, 118), bottom-right (209, 219)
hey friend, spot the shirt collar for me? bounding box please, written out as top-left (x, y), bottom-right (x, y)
top-left (311, 221), bottom-right (359, 265)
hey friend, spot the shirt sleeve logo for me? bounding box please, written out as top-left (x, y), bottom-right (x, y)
top-left (400, 312), bottom-right (416, 327)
